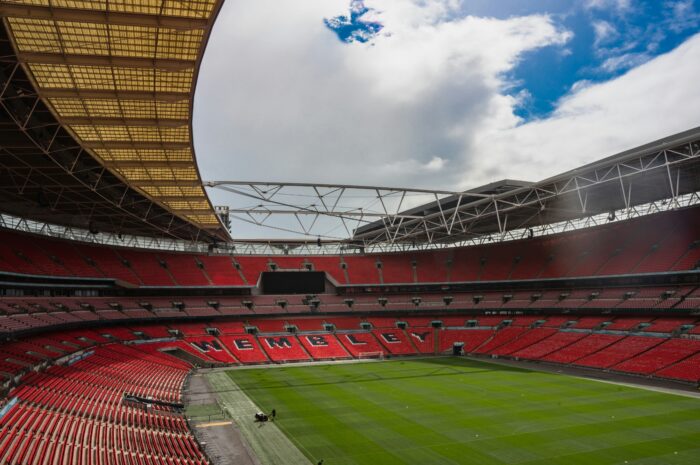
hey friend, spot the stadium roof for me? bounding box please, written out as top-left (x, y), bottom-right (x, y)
top-left (205, 126), bottom-right (700, 248)
top-left (352, 126), bottom-right (700, 245)
top-left (0, 0), bottom-right (229, 242)
top-left (0, 1), bottom-right (698, 249)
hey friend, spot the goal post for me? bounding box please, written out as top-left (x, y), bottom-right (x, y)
top-left (358, 351), bottom-right (384, 360)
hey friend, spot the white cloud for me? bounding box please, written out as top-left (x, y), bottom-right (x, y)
top-left (667, 0), bottom-right (700, 33)
top-left (193, 0), bottom-right (700, 239)
top-left (195, 0), bottom-right (570, 194)
top-left (599, 51), bottom-right (651, 72)
top-left (592, 20), bottom-right (618, 47)
top-left (466, 33), bottom-right (700, 188)
top-left (424, 156), bottom-right (446, 171)
top-left (584, 0), bottom-right (632, 12)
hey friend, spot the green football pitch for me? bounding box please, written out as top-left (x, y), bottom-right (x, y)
top-left (225, 357), bottom-right (700, 465)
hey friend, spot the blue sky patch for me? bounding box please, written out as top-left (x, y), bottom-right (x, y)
top-left (324, 0), bottom-right (700, 120)
top-left (503, 0), bottom-right (700, 119)
top-left (324, 0), bottom-right (383, 43)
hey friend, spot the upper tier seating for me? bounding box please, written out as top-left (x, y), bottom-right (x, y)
top-left (233, 257), bottom-right (270, 285)
top-left (378, 255), bottom-right (415, 284)
top-left (118, 249), bottom-right (175, 286)
top-left (196, 256), bottom-right (245, 285)
top-left (1, 205), bottom-right (700, 287)
top-left (163, 255), bottom-right (210, 286)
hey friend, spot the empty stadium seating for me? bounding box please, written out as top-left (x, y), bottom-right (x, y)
top-left (219, 335), bottom-right (270, 364)
top-left (489, 328), bottom-right (558, 356)
top-left (575, 336), bottom-right (665, 369)
top-left (370, 329), bottom-right (416, 355)
top-left (510, 331), bottom-right (587, 360)
top-left (438, 329), bottom-right (494, 353)
top-left (0, 343), bottom-right (207, 465)
top-left (2, 205), bottom-right (699, 287)
top-left (258, 335), bottom-right (311, 362)
top-left (298, 334), bottom-right (352, 360)
top-left (336, 332), bottom-right (386, 357)
top-left (542, 334), bottom-right (624, 364)
top-left (611, 338), bottom-right (700, 375)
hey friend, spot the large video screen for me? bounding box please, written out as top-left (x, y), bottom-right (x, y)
top-left (261, 271), bottom-right (325, 294)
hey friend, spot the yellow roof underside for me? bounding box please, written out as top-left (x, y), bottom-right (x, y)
top-left (2, 0), bottom-right (222, 227)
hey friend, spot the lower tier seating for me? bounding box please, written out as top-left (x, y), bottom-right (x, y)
top-left (372, 329), bottom-right (418, 355)
top-left (575, 336), bottom-right (666, 369)
top-left (0, 344), bottom-right (206, 465)
top-left (3, 313), bottom-right (700, 394)
top-left (298, 334), bottom-right (352, 360)
top-left (541, 334), bottom-right (624, 364)
top-left (336, 332), bottom-right (386, 357)
top-left (258, 335), bottom-right (310, 362)
top-left (5, 314), bottom-right (700, 465)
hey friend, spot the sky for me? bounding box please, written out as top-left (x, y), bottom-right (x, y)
top-left (194, 0), bottom-right (700, 238)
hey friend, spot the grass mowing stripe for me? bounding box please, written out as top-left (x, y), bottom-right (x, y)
top-left (225, 357), bottom-right (700, 465)
top-left (240, 366), bottom-right (421, 464)
top-left (324, 376), bottom-right (482, 464)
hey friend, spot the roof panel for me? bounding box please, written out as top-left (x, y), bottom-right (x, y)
top-left (95, 148), bottom-right (193, 161)
top-left (11, 0), bottom-right (217, 18)
top-left (3, 0), bottom-right (226, 235)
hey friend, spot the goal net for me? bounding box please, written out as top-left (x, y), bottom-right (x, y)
top-left (358, 351), bottom-right (384, 360)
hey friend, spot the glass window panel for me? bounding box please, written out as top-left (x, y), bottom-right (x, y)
top-left (70, 65), bottom-right (115, 89)
top-left (154, 69), bottom-right (194, 92)
top-left (48, 98), bottom-right (87, 116)
top-left (57, 21), bottom-right (109, 55)
top-left (94, 126), bottom-right (131, 140)
top-left (157, 29), bottom-right (202, 60)
top-left (53, 1), bottom-right (108, 9)
top-left (29, 64), bottom-right (74, 88)
top-left (119, 101), bottom-right (156, 118)
top-left (70, 125), bottom-right (99, 139)
top-left (109, 25), bottom-right (157, 58)
top-left (172, 167), bottom-right (198, 180)
top-left (83, 99), bottom-right (123, 117)
top-left (186, 214), bottom-right (219, 224)
top-left (4, 1), bottom-right (51, 6)
top-left (155, 101), bottom-right (190, 119)
top-left (6, 0), bottom-right (217, 19)
top-left (8, 18), bottom-right (61, 53)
